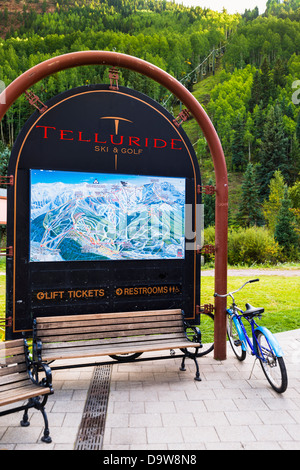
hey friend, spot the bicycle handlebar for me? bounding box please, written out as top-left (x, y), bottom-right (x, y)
top-left (214, 279), bottom-right (260, 298)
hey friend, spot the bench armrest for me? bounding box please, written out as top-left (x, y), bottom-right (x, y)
top-left (24, 339), bottom-right (53, 393)
top-left (182, 317), bottom-right (202, 345)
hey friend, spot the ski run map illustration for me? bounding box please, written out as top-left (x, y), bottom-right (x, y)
top-left (30, 170), bottom-right (186, 262)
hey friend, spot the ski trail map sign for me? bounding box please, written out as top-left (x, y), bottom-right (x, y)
top-left (6, 84), bottom-right (202, 338)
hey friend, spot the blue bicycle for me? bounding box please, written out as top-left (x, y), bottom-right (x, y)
top-left (214, 279), bottom-right (288, 394)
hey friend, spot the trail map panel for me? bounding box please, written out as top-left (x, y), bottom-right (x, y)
top-left (30, 170), bottom-right (185, 262)
top-left (6, 84), bottom-right (202, 338)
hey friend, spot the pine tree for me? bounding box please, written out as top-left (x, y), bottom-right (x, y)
top-left (274, 187), bottom-right (299, 259)
top-left (262, 170), bottom-right (285, 233)
top-left (249, 60), bottom-right (273, 112)
top-left (289, 179), bottom-right (300, 209)
top-left (249, 70), bottom-right (263, 112)
top-left (203, 178), bottom-right (215, 228)
top-left (236, 163), bottom-right (263, 227)
top-left (273, 58), bottom-right (287, 89)
top-left (296, 112), bottom-right (300, 143)
top-left (289, 179), bottom-right (300, 239)
top-left (0, 142), bottom-right (9, 188)
top-left (260, 58), bottom-right (273, 107)
top-left (231, 113), bottom-right (247, 171)
top-left (251, 103), bottom-right (265, 159)
top-left (256, 104), bottom-right (289, 199)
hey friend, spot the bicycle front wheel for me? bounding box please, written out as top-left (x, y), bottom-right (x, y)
top-left (254, 330), bottom-right (288, 394)
top-left (226, 314), bottom-right (246, 361)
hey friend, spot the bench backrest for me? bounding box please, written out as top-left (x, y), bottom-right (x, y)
top-left (34, 309), bottom-right (185, 347)
top-left (0, 339), bottom-right (28, 397)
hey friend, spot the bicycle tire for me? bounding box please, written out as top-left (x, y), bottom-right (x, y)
top-left (109, 353), bottom-right (143, 362)
top-left (180, 312), bottom-right (214, 358)
top-left (197, 312), bottom-right (214, 357)
top-left (226, 314), bottom-right (246, 361)
top-left (254, 330), bottom-right (288, 393)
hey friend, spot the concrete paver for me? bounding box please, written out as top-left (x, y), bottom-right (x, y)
top-left (0, 329), bottom-right (299, 450)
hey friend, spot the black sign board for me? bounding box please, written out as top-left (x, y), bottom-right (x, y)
top-left (6, 84), bottom-right (202, 338)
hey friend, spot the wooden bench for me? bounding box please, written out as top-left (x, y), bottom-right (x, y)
top-left (0, 338), bottom-right (53, 443)
top-left (33, 309), bottom-right (202, 381)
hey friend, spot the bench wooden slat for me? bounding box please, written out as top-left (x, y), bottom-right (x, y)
top-left (42, 338), bottom-right (199, 362)
top-left (38, 325), bottom-right (184, 344)
top-left (38, 315), bottom-right (182, 335)
top-left (36, 314), bottom-right (182, 331)
top-left (0, 371), bottom-right (29, 386)
top-left (35, 309), bottom-right (181, 324)
top-left (42, 332), bottom-right (187, 350)
top-left (37, 318), bottom-right (182, 336)
top-left (0, 376), bottom-right (32, 393)
top-left (0, 347), bottom-right (26, 361)
top-left (0, 354), bottom-right (27, 368)
top-left (0, 339), bottom-right (24, 350)
top-left (0, 362), bottom-right (27, 378)
top-left (51, 336), bottom-right (195, 354)
top-left (0, 383), bottom-right (51, 406)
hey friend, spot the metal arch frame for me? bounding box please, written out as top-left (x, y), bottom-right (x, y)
top-left (0, 51), bottom-right (228, 360)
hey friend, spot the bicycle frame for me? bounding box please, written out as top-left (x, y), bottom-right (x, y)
top-left (227, 308), bottom-right (284, 359)
top-left (227, 308), bottom-right (255, 354)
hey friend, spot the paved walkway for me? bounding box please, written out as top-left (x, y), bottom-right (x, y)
top-left (0, 329), bottom-right (299, 450)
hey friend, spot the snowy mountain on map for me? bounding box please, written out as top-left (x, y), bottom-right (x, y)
top-left (30, 178), bottom-right (185, 262)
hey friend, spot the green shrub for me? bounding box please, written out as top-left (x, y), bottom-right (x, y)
top-left (203, 225), bottom-right (215, 263)
top-left (203, 225), bottom-right (215, 245)
top-left (204, 225), bottom-right (283, 265)
top-left (228, 226), bottom-right (282, 265)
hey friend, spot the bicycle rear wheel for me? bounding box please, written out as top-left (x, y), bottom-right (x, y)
top-left (254, 330), bottom-right (288, 394)
top-left (109, 353), bottom-right (143, 362)
top-left (226, 314), bottom-right (246, 361)
top-left (183, 312), bottom-right (214, 357)
top-left (198, 312), bottom-right (214, 357)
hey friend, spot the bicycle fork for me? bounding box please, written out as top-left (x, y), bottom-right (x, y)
top-left (253, 326), bottom-right (284, 359)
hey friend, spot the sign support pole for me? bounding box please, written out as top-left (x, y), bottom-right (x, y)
top-left (0, 51), bottom-right (228, 360)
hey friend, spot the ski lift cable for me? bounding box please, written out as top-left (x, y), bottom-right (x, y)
top-left (162, 43), bottom-right (227, 108)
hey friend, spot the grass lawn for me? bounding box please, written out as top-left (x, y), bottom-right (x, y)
top-left (200, 275), bottom-right (300, 343)
top-left (0, 270), bottom-right (299, 343)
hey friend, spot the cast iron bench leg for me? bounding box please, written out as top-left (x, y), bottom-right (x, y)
top-left (179, 349), bottom-right (201, 382)
top-left (36, 396), bottom-right (52, 443)
top-left (20, 396), bottom-right (52, 443)
top-left (20, 406), bottom-right (30, 427)
top-left (193, 355), bottom-right (201, 382)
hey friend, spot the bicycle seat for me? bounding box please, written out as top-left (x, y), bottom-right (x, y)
top-left (243, 303), bottom-right (264, 318)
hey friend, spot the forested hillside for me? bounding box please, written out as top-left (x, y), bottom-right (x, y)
top-left (0, 0), bottom-right (299, 264)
